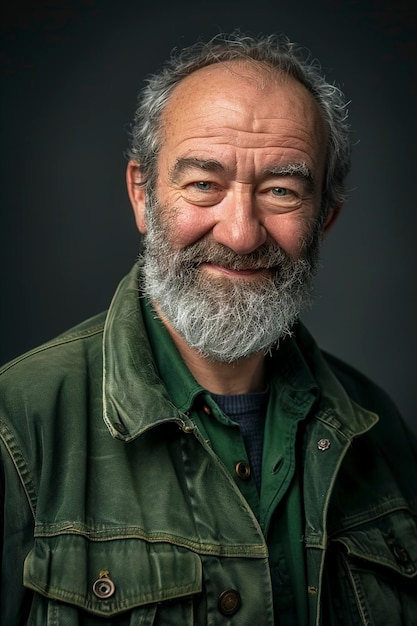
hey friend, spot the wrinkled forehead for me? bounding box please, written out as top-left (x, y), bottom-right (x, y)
top-left (161, 60), bottom-right (325, 136)
top-left (158, 60), bottom-right (327, 161)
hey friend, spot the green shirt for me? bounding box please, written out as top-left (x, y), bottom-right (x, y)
top-left (141, 298), bottom-right (319, 625)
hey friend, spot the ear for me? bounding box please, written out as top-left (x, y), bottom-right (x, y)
top-left (126, 159), bottom-right (147, 234)
top-left (322, 204), bottom-right (342, 236)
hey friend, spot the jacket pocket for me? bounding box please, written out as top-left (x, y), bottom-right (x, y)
top-left (23, 534), bottom-right (202, 625)
top-left (325, 508), bottom-right (417, 626)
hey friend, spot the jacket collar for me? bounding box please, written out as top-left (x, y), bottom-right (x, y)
top-left (102, 262), bottom-right (193, 441)
top-left (292, 323), bottom-right (379, 440)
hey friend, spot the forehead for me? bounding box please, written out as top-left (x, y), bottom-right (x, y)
top-left (159, 61), bottom-right (327, 176)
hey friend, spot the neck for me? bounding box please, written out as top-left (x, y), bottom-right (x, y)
top-left (155, 305), bottom-right (266, 394)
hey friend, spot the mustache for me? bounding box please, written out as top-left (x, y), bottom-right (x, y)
top-left (169, 239), bottom-right (291, 272)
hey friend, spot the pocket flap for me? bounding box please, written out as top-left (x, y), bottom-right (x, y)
top-left (333, 509), bottom-right (417, 578)
top-left (24, 535), bottom-right (202, 616)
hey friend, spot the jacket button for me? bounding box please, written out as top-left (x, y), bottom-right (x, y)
top-left (391, 544), bottom-right (410, 564)
top-left (235, 461), bottom-right (251, 480)
top-left (317, 438), bottom-right (331, 451)
top-left (218, 589), bottom-right (241, 615)
top-left (92, 572), bottom-right (116, 599)
top-left (114, 422), bottom-right (128, 435)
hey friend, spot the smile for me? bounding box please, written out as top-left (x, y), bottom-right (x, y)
top-left (200, 263), bottom-right (271, 278)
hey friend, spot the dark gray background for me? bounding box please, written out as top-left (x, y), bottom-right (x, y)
top-left (1, 0), bottom-right (416, 432)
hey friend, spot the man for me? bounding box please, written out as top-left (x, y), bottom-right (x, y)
top-left (1, 31), bottom-right (416, 625)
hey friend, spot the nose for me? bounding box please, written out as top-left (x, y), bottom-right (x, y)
top-left (211, 189), bottom-right (267, 254)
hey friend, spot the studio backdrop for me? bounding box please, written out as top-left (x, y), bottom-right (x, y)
top-left (1, 0), bottom-right (416, 432)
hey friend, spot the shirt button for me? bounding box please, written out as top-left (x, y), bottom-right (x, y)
top-left (235, 460), bottom-right (251, 480)
top-left (218, 589), bottom-right (242, 615)
top-left (92, 571), bottom-right (116, 599)
top-left (203, 405), bottom-right (212, 415)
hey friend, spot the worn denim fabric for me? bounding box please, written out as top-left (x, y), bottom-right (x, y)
top-left (1, 262), bottom-right (416, 625)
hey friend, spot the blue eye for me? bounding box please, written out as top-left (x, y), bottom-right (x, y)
top-left (195, 181), bottom-right (212, 190)
top-left (271, 187), bottom-right (288, 196)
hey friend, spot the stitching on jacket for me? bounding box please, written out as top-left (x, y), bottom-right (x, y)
top-left (0, 419), bottom-right (37, 517)
top-left (0, 324), bottom-right (105, 376)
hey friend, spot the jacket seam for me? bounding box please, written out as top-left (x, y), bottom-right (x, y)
top-left (26, 572), bottom-right (200, 614)
top-left (32, 527), bottom-right (267, 557)
top-left (0, 419), bottom-right (37, 518)
top-left (0, 325), bottom-right (104, 376)
top-left (328, 500), bottom-right (414, 536)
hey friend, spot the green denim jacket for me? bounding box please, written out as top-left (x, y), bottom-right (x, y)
top-left (1, 262), bottom-right (417, 625)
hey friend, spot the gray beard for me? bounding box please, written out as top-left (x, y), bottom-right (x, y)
top-left (141, 197), bottom-right (322, 363)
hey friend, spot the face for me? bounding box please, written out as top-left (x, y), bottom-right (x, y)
top-left (128, 62), bottom-right (335, 362)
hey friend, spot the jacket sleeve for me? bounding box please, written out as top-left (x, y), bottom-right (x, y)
top-left (0, 451), bottom-right (4, 573)
top-left (0, 435), bottom-right (35, 623)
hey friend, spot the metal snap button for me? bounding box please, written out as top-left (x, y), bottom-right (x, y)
top-left (235, 461), bottom-right (251, 480)
top-left (114, 422), bottom-right (128, 435)
top-left (92, 571), bottom-right (115, 599)
top-left (317, 438), bottom-right (331, 451)
top-left (218, 589), bottom-right (241, 616)
top-left (391, 544), bottom-right (410, 564)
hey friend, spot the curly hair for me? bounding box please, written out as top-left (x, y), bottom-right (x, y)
top-left (127, 30), bottom-right (351, 218)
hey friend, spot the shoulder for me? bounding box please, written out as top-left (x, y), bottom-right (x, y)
top-left (316, 346), bottom-right (417, 502)
top-left (321, 349), bottom-right (402, 420)
top-left (324, 349), bottom-right (417, 467)
top-left (294, 322), bottom-right (402, 419)
top-left (294, 322), bottom-right (416, 447)
top-left (1, 311), bottom-right (105, 371)
top-left (0, 312), bottom-right (106, 418)
top-left (294, 325), bottom-right (417, 512)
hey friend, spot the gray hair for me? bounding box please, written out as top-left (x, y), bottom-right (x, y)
top-left (127, 31), bottom-right (351, 217)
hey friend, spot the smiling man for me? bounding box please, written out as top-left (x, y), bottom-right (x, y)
top-left (1, 31), bottom-right (416, 625)
top-left (128, 62), bottom-right (331, 377)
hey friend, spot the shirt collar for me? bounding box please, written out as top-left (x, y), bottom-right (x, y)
top-left (141, 296), bottom-right (204, 413)
top-left (142, 289), bottom-right (320, 420)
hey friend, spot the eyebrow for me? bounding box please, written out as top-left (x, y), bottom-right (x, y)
top-left (170, 157), bottom-right (225, 182)
top-left (170, 157), bottom-right (316, 192)
top-left (265, 162), bottom-right (315, 193)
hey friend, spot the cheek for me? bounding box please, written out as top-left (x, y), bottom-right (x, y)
top-left (156, 178), bottom-right (215, 248)
top-left (162, 205), bottom-right (216, 249)
top-left (155, 193), bottom-right (214, 249)
top-left (175, 208), bottom-right (218, 247)
top-left (264, 215), bottom-right (314, 256)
